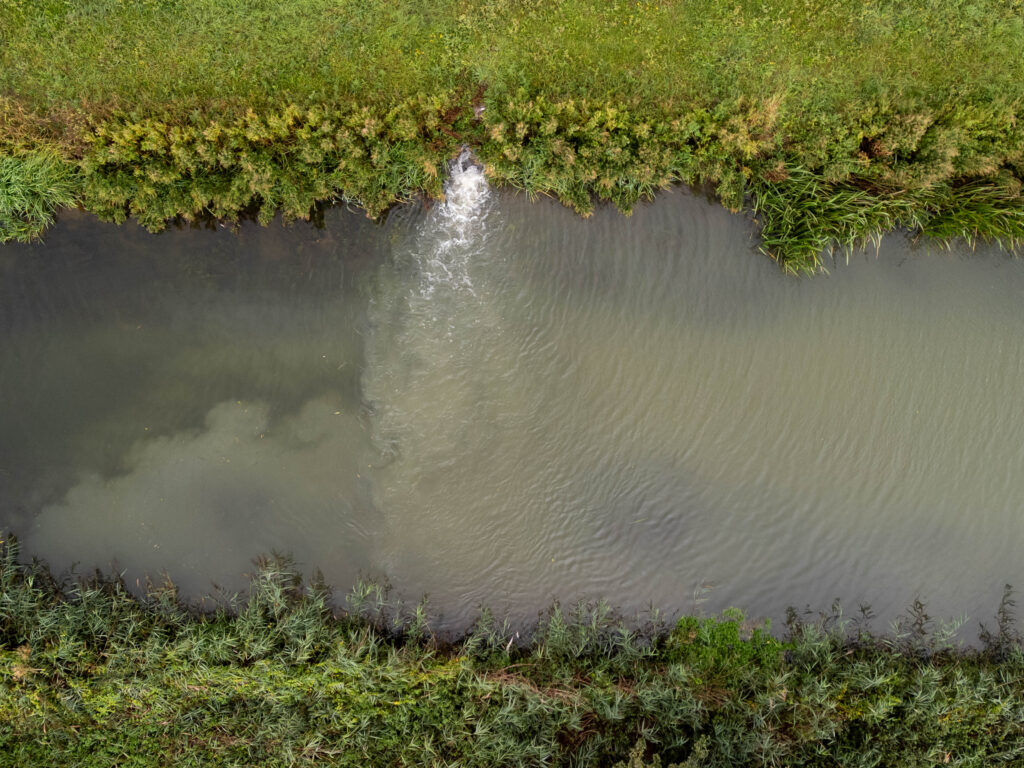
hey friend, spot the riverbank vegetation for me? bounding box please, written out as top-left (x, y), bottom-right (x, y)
top-left (1, 0), bottom-right (1023, 271)
top-left (1, 536), bottom-right (1023, 766)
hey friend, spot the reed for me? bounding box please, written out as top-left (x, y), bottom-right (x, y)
top-left (1, 533), bottom-right (1022, 767)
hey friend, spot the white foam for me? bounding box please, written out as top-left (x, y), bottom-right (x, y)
top-left (441, 149), bottom-right (490, 230)
top-left (416, 149), bottom-right (491, 297)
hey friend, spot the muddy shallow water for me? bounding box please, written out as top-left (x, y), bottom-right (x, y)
top-left (2, 166), bottom-right (1022, 632)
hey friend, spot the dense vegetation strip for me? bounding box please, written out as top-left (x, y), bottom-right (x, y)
top-left (1, 536), bottom-right (1023, 767)
top-left (1, 0), bottom-right (1023, 271)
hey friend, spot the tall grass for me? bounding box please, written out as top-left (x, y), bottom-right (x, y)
top-left (750, 168), bottom-right (1024, 274)
top-left (0, 152), bottom-right (79, 242)
top-left (1, 533), bottom-right (1022, 767)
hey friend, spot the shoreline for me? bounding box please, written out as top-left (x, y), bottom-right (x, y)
top-left (2, 535), bottom-right (1022, 766)
top-left (3, 0), bottom-right (1023, 275)
top-left (3, 96), bottom-right (1022, 275)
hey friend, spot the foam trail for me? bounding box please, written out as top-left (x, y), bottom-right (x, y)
top-left (417, 148), bottom-right (491, 297)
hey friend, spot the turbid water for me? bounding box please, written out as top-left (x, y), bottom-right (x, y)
top-left (2, 158), bottom-right (1023, 632)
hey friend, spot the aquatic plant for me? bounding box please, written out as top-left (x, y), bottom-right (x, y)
top-left (1, 533), bottom-right (1022, 767)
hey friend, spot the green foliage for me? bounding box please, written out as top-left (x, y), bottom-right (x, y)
top-left (1, 534), bottom-right (1023, 767)
top-left (613, 737), bottom-right (710, 768)
top-left (667, 610), bottom-right (781, 683)
top-left (78, 98), bottom-right (468, 229)
top-left (58, 90), bottom-right (1024, 275)
top-left (750, 168), bottom-right (1024, 274)
top-left (0, 152), bottom-right (79, 242)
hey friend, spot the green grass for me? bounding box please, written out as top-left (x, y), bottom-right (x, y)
top-left (1, 534), bottom-right (1023, 767)
top-left (0, 152), bottom-right (79, 242)
top-left (1, 0), bottom-right (1023, 271)
top-left (3, 1), bottom-right (1021, 116)
top-left (751, 167), bottom-right (1024, 270)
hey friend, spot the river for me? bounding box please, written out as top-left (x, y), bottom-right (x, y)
top-left (2, 157), bottom-right (1022, 632)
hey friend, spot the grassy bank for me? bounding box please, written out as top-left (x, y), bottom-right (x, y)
top-left (1, 1), bottom-right (1024, 272)
top-left (1, 536), bottom-right (1023, 767)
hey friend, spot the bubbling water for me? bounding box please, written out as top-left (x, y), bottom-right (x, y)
top-left (442, 149), bottom-right (490, 228)
top-left (361, 148), bottom-right (500, 464)
top-left (417, 149), bottom-right (491, 296)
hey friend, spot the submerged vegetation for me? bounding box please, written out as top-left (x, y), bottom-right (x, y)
top-left (1, 535), bottom-right (1023, 766)
top-left (1, 0), bottom-right (1023, 271)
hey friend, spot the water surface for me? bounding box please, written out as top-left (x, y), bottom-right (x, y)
top-left (2, 165), bottom-right (1022, 631)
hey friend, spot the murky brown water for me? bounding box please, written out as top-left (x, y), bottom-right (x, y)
top-left (2, 165), bottom-right (1023, 631)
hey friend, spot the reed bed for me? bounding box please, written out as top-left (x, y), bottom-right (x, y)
top-left (1, 535), bottom-right (1022, 767)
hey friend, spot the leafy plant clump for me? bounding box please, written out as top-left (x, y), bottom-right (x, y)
top-left (1, 534), bottom-right (1022, 767)
top-left (0, 152), bottom-right (79, 242)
